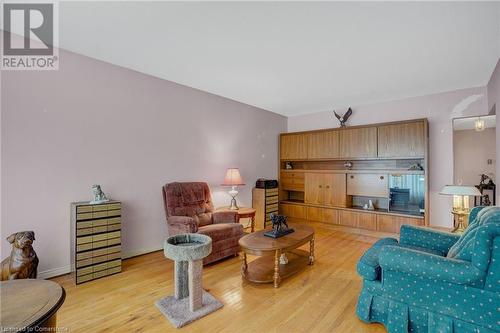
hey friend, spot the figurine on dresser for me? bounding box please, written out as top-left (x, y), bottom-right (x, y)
top-left (1, 231), bottom-right (39, 280)
top-left (90, 184), bottom-right (110, 204)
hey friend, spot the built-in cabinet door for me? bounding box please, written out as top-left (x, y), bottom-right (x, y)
top-left (279, 203), bottom-right (307, 220)
top-left (347, 173), bottom-right (389, 198)
top-left (324, 173), bottom-right (348, 207)
top-left (339, 127), bottom-right (378, 158)
top-left (337, 210), bottom-right (358, 228)
top-left (377, 121), bottom-right (425, 158)
top-left (307, 130), bottom-right (340, 159)
top-left (305, 173), bottom-right (324, 205)
top-left (280, 134), bottom-right (308, 160)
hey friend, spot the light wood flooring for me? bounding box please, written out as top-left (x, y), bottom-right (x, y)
top-left (51, 221), bottom-right (386, 332)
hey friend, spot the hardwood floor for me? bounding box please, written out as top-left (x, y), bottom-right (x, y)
top-left (51, 222), bottom-right (386, 332)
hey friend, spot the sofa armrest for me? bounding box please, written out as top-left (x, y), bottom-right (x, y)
top-left (213, 211), bottom-right (238, 224)
top-left (379, 245), bottom-right (484, 285)
top-left (167, 216), bottom-right (198, 234)
top-left (399, 225), bottom-right (460, 255)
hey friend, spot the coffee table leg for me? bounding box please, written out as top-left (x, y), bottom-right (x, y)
top-left (251, 216), bottom-right (255, 233)
top-left (274, 250), bottom-right (281, 288)
top-left (309, 236), bottom-right (315, 265)
top-left (240, 252), bottom-right (247, 276)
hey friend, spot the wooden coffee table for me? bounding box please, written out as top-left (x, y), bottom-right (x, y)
top-left (238, 224), bottom-right (314, 288)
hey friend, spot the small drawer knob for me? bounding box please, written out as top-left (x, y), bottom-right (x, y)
top-left (350, 175), bottom-right (354, 179)
top-left (380, 176), bottom-right (384, 180)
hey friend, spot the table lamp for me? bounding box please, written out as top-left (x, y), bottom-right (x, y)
top-left (222, 168), bottom-right (245, 210)
top-left (440, 185), bottom-right (482, 232)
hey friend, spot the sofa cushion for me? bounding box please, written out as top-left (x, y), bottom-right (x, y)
top-left (357, 238), bottom-right (399, 281)
top-left (198, 223), bottom-right (243, 241)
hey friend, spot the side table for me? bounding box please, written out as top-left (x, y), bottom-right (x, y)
top-left (216, 207), bottom-right (256, 232)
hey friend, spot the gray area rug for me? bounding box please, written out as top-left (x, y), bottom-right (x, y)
top-left (155, 291), bottom-right (223, 328)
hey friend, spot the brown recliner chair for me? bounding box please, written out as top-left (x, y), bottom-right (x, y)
top-left (162, 182), bottom-right (244, 265)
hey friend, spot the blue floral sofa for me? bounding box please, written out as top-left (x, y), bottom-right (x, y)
top-left (356, 206), bottom-right (500, 333)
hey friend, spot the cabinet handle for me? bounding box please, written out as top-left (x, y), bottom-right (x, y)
top-left (380, 176), bottom-right (384, 180)
top-left (350, 175), bottom-right (354, 179)
top-left (319, 185), bottom-right (322, 188)
top-left (326, 185), bottom-right (330, 189)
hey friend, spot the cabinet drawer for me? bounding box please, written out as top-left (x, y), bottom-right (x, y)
top-left (266, 196), bottom-right (279, 205)
top-left (107, 209), bottom-right (121, 217)
top-left (77, 221), bottom-right (93, 229)
top-left (266, 204), bottom-right (279, 213)
top-left (77, 212), bottom-right (93, 220)
top-left (76, 266), bottom-right (94, 277)
top-left (107, 203), bottom-right (121, 210)
top-left (266, 188), bottom-right (279, 196)
top-left (77, 235), bottom-right (93, 245)
top-left (76, 228), bottom-right (93, 236)
top-left (347, 174), bottom-right (388, 198)
top-left (77, 206), bottom-right (93, 213)
top-left (76, 274), bottom-right (94, 284)
top-left (92, 204), bottom-right (109, 212)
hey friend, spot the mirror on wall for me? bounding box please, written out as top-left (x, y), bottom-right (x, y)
top-left (453, 114), bottom-right (496, 206)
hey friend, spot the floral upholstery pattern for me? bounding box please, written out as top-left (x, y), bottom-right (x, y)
top-left (356, 206), bottom-right (500, 333)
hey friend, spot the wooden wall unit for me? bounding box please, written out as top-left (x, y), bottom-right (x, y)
top-left (279, 118), bottom-right (429, 234)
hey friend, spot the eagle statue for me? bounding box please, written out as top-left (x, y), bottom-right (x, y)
top-left (333, 107), bottom-right (353, 127)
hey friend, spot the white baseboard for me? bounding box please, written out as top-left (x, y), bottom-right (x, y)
top-left (38, 264), bottom-right (72, 279)
top-left (38, 247), bottom-right (162, 280)
top-left (122, 246), bottom-right (162, 259)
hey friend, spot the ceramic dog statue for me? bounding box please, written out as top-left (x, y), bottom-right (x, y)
top-left (1, 231), bottom-right (39, 280)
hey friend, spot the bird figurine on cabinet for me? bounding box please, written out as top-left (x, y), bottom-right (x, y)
top-left (333, 107), bottom-right (353, 127)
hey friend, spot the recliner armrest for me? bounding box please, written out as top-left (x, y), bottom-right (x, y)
top-left (379, 245), bottom-right (484, 285)
top-left (213, 211), bottom-right (238, 224)
top-left (399, 225), bottom-right (460, 255)
top-left (167, 216), bottom-right (198, 233)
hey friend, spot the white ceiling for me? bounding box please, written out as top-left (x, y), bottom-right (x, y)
top-left (56, 1), bottom-right (499, 116)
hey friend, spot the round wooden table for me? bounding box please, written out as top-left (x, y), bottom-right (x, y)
top-left (216, 207), bottom-right (256, 232)
top-left (238, 224), bottom-right (314, 288)
top-left (0, 279), bottom-right (66, 332)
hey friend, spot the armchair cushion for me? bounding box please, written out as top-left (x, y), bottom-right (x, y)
top-left (213, 211), bottom-right (238, 224)
top-left (167, 216), bottom-right (198, 234)
top-left (198, 223), bottom-right (243, 240)
top-left (380, 245), bottom-right (484, 286)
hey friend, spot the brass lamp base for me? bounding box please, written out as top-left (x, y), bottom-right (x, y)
top-left (452, 211), bottom-right (469, 233)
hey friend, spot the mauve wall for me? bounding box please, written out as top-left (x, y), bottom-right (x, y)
top-left (487, 59), bottom-right (500, 204)
top-left (1, 49), bottom-right (286, 277)
top-left (288, 87), bottom-right (489, 228)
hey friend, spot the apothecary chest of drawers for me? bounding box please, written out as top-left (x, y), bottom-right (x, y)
top-left (70, 201), bottom-right (122, 284)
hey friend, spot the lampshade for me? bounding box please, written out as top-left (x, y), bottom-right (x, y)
top-left (439, 185), bottom-right (482, 196)
top-left (222, 168), bottom-right (245, 186)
